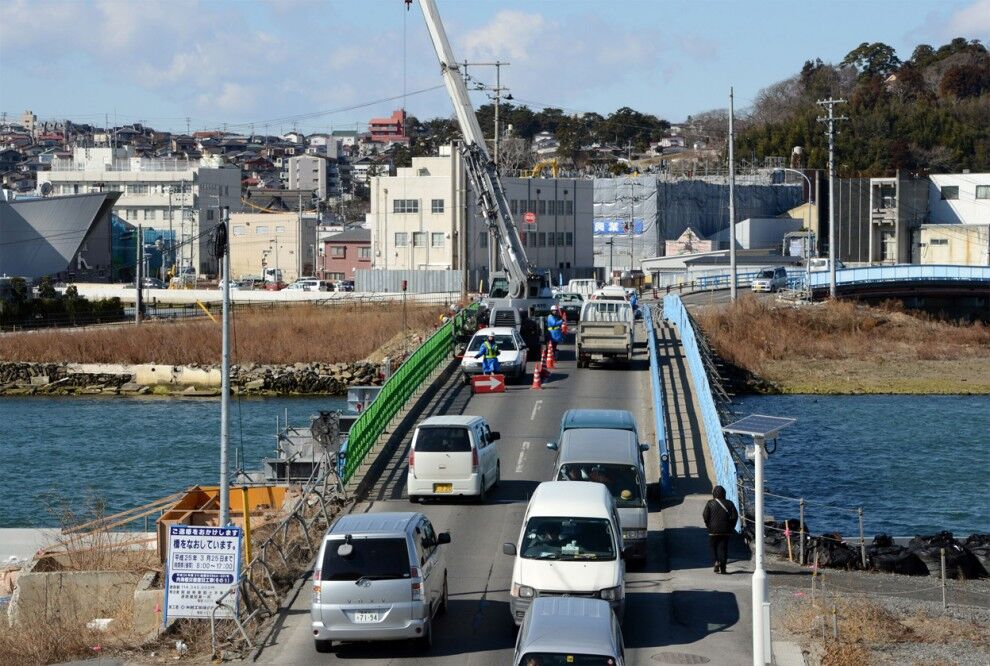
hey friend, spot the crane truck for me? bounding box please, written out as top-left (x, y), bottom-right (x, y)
top-left (417, 0), bottom-right (553, 356)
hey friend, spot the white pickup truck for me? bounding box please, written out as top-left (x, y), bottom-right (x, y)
top-left (576, 300), bottom-right (635, 368)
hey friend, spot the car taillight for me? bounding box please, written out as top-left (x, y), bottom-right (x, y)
top-left (312, 568), bottom-right (321, 602)
top-left (410, 566), bottom-right (425, 601)
top-left (471, 448), bottom-right (479, 472)
top-left (408, 450), bottom-right (415, 473)
top-left (313, 567), bottom-right (321, 581)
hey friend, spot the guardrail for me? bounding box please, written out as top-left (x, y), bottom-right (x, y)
top-left (642, 306), bottom-right (671, 495)
top-left (340, 304), bottom-right (476, 484)
top-left (662, 294), bottom-right (739, 525)
top-left (806, 264), bottom-right (990, 289)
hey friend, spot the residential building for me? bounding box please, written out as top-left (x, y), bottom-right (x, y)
top-left (928, 173), bottom-right (990, 225)
top-left (287, 155), bottom-right (330, 200)
top-left (36, 146), bottom-right (241, 275)
top-left (368, 144), bottom-right (594, 283)
top-left (369, 109), bottom-right (409, 145)
top-left (914, 224), bottom-right (989, 266)
top-left (351, 157), bottom-right (393, 186)
top-left (868, 173), bottom-right (928, 264)
top-left (319, 227), bottom-right (371, 280)
top-left (228, 212), bottom-right (319, 282)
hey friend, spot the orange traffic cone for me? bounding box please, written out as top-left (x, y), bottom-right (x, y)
top-left (546, 344), bottom-right (556, 370)
top-left (530, 362), bottom-right (543, 390)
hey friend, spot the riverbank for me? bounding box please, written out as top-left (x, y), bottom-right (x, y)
top-left (695, 297), bottom-right (990, 394)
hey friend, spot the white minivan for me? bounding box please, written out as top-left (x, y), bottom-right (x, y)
top-left (504, 481), bottom-right (626, 625)
top-left (407, 416), bottom-right (501, 503)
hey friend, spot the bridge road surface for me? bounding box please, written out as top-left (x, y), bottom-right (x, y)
top-left (256, 326), bottom-right (749, 665)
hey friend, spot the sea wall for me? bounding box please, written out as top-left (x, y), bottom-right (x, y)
top-left (0, 360), bottom-right (383, 396)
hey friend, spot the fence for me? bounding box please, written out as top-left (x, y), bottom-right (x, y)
top-left (642, 305), bottom-right (671, 495)
top-left (662, 294), bottom-right (740, 523)
top-left (340, 304), bottom-right (475, 484)
top-left (355, 269), bottom-right (466, 294)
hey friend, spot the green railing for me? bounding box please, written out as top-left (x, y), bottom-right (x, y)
top-left (341, 305), bottom-right (475, 484)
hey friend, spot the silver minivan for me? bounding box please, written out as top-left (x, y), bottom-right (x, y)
top-left (514, 597), bottom-right (626, 666)
top-left (311, 511), bottom-right (451, 653)
top-left (549, 428), bottom-right (649, 563)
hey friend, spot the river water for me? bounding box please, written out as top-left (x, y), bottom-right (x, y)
top-left (0, 396), bottom-right (344, 528)
top-left (732, 394), bottom-right (990, 538)
top-left (1, 394), bottom-right (987, 536)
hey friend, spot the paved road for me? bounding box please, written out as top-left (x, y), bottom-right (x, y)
top-left (256, 329), bottom-right (748, 665)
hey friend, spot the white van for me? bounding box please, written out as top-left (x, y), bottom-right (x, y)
top-left (808, 257), bottom-right (845, 273)
top-left (591, 286), bottom-right (629, 302)
top-left (567, 279), bottom-right (598, 298)
top-left (503, 481), bottom-right (626, 625)
top-left (407, 416), bottom-right (501, 502)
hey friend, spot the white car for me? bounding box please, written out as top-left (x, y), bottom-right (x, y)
top-left (285, 279), bottom-right (332, 292)
top-left (751, 267), bottom-right (788, 292)
top-left (407, 415), bottom-right (501, 502)
top-left (591, 286), bottom-right (629, 302)
top-left (460, 327), bottom-right (528, 384)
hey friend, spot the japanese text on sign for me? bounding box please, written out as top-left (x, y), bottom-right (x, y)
top-left (164, 526), bottom-right (241, 621)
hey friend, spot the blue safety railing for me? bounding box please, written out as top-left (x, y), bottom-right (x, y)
top-left (642, 306), bottom-right (671, 496)
top-left (662, 294), bottom-right (740, 526)
top-left (805, 264), bottom-right (990, 289)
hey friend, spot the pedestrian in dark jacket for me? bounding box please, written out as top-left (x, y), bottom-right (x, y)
top-left (702, 485), bottom-right (738, 574)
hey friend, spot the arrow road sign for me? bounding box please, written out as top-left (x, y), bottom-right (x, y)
top-left (471, 373), bottom-right (506, 394)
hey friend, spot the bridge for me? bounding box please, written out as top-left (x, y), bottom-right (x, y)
top-left (243, 297), bottom-right (814, 665)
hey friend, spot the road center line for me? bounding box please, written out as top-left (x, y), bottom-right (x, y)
top-left (530, 400), bottom-right (542, 421)
top-left (515, 440), bottom-right (530, 473)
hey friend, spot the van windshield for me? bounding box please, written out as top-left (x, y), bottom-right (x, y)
top-left (320, 537), bottom-right (409, 581)
top-left (415, 427), bottom-right (472, 453)
top-left (520, 517), bottom-right (615, 561)
top-left (557, 464), bottom-right (643, 507)
top-left (467, 335), bottom-right (517, 351)
top-left (757, 269), bottom-right (775, 279)
top-left (519, 654), bottom-right (617, 666)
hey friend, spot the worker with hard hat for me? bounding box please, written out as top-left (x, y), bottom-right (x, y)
top-left (546, 305), bottom-right (565, 356)
top-left (476, 331), bottom-right (501, 375)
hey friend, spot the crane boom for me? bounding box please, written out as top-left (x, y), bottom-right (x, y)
top-left (418, 0), bottom-right (550, 303)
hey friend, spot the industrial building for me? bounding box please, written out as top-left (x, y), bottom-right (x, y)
top-left (0, 191), bottom-right (120, 282)
top-left (228, 212), bottom-right (319, 283)
top-left (36, 147), bottom-right (242, 276)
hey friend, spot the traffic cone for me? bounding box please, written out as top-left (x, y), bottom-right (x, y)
top-left (530, 363), bottom-right (543, 390)
top-left (546, 344), bottom-right (556, 370)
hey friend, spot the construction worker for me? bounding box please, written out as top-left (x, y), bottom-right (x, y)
top-left (546, 305), bottom-right (565, 357)
top-left (476, 331), bottom-right (501, 375)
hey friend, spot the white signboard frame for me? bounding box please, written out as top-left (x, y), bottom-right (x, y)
top-left (164, 525), bottom-right (242, 622)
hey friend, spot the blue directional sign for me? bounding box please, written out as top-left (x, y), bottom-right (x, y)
top-left (593, 217), bottom-right (644, 235)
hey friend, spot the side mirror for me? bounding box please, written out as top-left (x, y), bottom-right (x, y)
top-left (546, 441), bottom-right (558, 451)
top-left (488, 431), bottom-right (501, 442)
top-left (502, 542), bottom-right (516, 556)
top-left (639, 443), bottom-right (650, 453)
top-left (436, 532), bottom-right (451, 545)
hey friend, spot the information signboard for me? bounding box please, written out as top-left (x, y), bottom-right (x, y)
top-left (164, 525), bottom-right (242, 621)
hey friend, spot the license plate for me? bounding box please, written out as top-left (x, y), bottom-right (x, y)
top-left (353, 612), bottom-right (380, 623)
top-left (433, 483), bottom-right (453, 493)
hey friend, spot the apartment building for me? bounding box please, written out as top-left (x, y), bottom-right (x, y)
top-left (228, 212), bottom-right (319, 282)
top-left (367, 144), bottom-right (594, 282)
top-left (37, 146), bottom-right (241, 275)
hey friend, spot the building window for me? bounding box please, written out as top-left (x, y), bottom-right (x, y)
top-left (358, 246), bottom-right (371, 259)
top-left (548, 200), bottom-right (556, 215)
top-left (565, 232), bottom-right (573, 246)
top-left (557, 232), bottom-right (565, 246)
top-left (393, 199), bottom-right (419, 213)
top-left (548, 232), bottom-right (556, 246)
top-left (431, 232), bottom-right (445, 247)
top-left (256, 225), bottom-right (269, 234)
top-left (394, 232), bottom-right (408, 247)
top-left (930, 238), bottom-right (949, 246)
top-left (207, 209), bottom-right (214, 221)
top-left (127, 184), bottom-right (148, 194)
top-left (327, 272), bottom-right (345, 280)
top-left (539, 199), bottom-right (546, 215)
top-left (976, 185), bottom-right (990, 199)
top-left (479, 232), bottom-right (488, 248)
top-left (940, 186), bottom-right (959, 200)
top-left (539, 232), bottom-right (547, 247)
top-left (413, 232), bottom-right (426, 247)
top-left (331, 246), bottom-right (346, 258)
top-left (232, 225), bottom-right (245, 236)
top-left (144, 210), bottom-right (155, 220)
top-left (557, 200), bottom-right (564, 215)
top-left (529, 199), bottom-right (536, 213)
top-left (510, 199), bottom-right (518, 215)
top-left (431, 199), bottom-right (445, 214)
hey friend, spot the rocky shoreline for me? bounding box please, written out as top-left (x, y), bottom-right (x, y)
top-left (0, 361), bottom-right (384, 397)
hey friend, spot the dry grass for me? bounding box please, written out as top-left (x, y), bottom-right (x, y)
top-left (695, 297), bottom-right (990, 392)
top-left (0, 303), bottom-right (446, 365)
top-left (0, 604), bottom-right (135, 666)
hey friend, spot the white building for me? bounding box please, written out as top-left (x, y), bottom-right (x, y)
top-left (928, 173), bottom-right (990, 225)
top-left (37, 146), bottom-right (241, 275)
top-left (228, 211), bottom-right (320, 282)
top-left (288, 155), bottom-right (328, 200)
top-left (367, 144), bottom-right (594, 283)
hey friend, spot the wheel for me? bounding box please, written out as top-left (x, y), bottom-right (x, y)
top-left (462, 373), bottom-right (472, 385)
top-left (417, 620), bottom-right (433, 651)
top-left (478, 476), bottom-right (487, 503)
top-left (439, 574), bottom-right (449, 615)
top-left (494, 461), bottom-right (501, 487)
top-left (408, 495), bottom-right (421, 504)
top-left (314, 639), bottom-right (333, 653)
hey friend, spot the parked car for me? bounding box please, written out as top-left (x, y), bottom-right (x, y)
top-left (285, 279), bottom-right (332, 292)
top-left (514, 597), bottom-right (626, 666)
top-left (337, 280), bottom-right (355, 292)
top-left (460, 327), bottom-right (529, 383)
top-left (504, 481), bottom-right (626, 625)
top-left (555, 292), bottom-right (584, 322)
top-left (407, 415), bottom-right (501, 503)
top-left (310, 511), bottom-right (451, 653)
top-left (808, 257), bottom-right (845, 273)
top-left (140, 277), bottom-right (166, 289)
top-left (263, 281), bottom-right (286, 291)
top-left (751, 266), bottom-right (788, 292)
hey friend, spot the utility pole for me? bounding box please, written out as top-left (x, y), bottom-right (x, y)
top-left (219, 206), bottom-right (231, 527)
top-left (728, 87), bottom-right (738, 301)
top-left (134, 224), bottom-right (142, 324)
top-left (817, 98), bottom-right (847, 299)
top-left (461, 60), bottom-right (510, 169)
top-left (298, 191), bottom-right (303, 278)
top-left (167, 188), bottom-right (173, 281)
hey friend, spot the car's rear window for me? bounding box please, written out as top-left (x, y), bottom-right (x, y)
top-left (414, 426), bottom-right (472, 453)
top-left (520, 655), bottom-right (616, 666)
top-left (557, 463), bottom-right (643, 507)
top-left (320, 537), bottom-right (409, 581)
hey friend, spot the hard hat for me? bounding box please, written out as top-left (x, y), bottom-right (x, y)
top-left (487, 331), bottom-right (495, 338)
top-left (550, 304), bottom-right (559, 311)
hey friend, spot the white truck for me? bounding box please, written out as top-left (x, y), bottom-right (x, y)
top-left (576, 300), bottom-right (635, 368)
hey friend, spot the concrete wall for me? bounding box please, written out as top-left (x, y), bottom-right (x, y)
top-left (8, 560), bottom-right (142, 626)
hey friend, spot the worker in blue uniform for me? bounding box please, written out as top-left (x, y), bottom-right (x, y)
top-left (546, 305), bottom-right (565, 357)
top-left (476, 331), bottom-right (501, 375)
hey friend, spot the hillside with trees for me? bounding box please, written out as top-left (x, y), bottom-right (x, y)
top-left (736, 37), bottom-right (990, 176)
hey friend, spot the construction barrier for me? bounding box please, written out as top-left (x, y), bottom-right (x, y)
top-left (642, 306), bottom-right (671, 496)
top-left (341, 304), bottom-right (476, 484)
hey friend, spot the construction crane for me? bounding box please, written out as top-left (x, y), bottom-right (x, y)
top-left (417, 0), bottom-right (552, 309)
top-left (531, 158), bottom-right (559, 178)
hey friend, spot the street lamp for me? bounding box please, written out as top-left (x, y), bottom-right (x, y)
top-left (723, 414), bottom-right (795, 666)
top-left (773, 168), bottom-right (816, 289)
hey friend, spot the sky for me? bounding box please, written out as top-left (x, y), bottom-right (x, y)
top-left (1, 0), bottom-right (989, 135)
